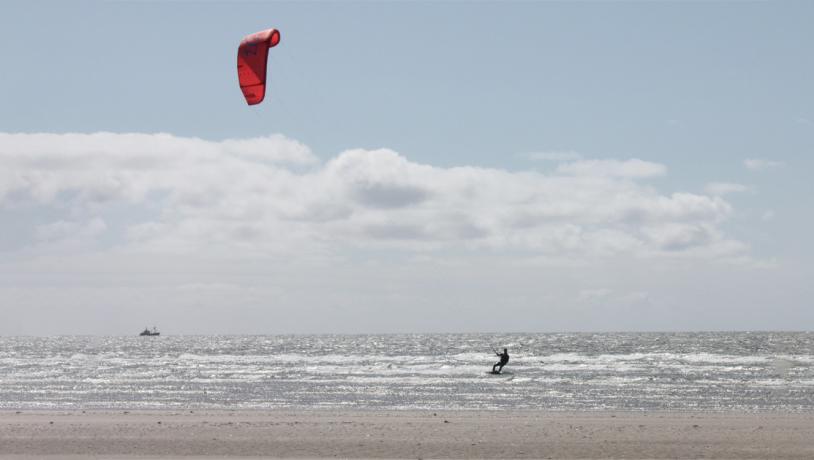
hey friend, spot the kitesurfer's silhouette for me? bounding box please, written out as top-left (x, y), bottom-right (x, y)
top-left (492, 348), bottom-right (509, 374)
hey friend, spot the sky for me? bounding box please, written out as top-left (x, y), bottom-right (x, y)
top-left (1, 1), bottom-right (812, 335)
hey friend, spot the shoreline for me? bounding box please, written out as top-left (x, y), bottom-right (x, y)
top-left (2, 410), bottom-right (813, 458)
top-left (4, 407), bottom-right (814, 414)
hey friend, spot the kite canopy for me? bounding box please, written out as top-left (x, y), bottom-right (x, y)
top-left (237, 28), bottom-right (281, 105)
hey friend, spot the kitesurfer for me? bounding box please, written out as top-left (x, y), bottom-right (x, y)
top-left (492, 348), bottom-right (509, 374)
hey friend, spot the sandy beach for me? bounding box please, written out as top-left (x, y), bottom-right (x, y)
top-left (1, 410), bottom-right (812, 459)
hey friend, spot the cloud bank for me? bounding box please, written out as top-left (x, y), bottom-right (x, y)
top-left (0, 132), bottom-right (746, 263)
top-left (704, 182), bottom-right (751, 196)
top-left (525, 151), bottom-right (583, 162)
top-left (744, 158), bottom-right (785, 171)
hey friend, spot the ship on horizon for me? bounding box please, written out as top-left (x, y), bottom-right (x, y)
top-left (139, 326), bottom-right (160, 336)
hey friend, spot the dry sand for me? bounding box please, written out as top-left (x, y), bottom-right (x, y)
top-left (1, 410), bottom-right (813, 459)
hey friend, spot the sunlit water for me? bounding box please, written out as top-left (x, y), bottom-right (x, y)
top-left (1, 333), bottom-right (812, 411)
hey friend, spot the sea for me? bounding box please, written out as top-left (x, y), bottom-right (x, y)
top-left (1, 332), bottom-right (812, 411)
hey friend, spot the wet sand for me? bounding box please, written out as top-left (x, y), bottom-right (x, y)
top-left (1, 410), bottom-right (813, 459)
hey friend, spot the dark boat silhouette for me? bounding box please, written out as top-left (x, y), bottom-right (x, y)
top-left (139, 326), bottom-right (160, 336)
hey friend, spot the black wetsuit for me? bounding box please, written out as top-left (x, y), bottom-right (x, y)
top-left (493, 350), bottom-right (509, 373)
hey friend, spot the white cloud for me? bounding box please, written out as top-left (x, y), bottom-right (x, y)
top-left (578, 288), bottom-right (613, 302)
top-left (744, 158), bottom-right (784, 171)
top-left (619, 291), bottom-right (650, 304)
top-left (556, 159), bottom-right (666, 178)
top-left (36, 218), bottom-right (107, 242)
top-left (525, 151), bottom-right (583, 162)
top-left (0, 132), bottom-right (745, 263)
top-left (704, 182), bottom-right (750, 196)
top-left (578, 289), bottom-right (652, 306)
